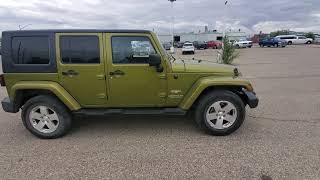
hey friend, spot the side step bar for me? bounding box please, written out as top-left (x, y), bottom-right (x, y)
top-left (73, 108), bottom-right (187, 116)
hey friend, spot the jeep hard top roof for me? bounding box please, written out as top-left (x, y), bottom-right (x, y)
top-left (2, 29), bottom-right (152, 34)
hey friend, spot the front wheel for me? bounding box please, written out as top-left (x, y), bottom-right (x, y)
top-left (21, 95), bottom-right (72, 139)
top-left (195, 90), bottom-right (245, 136)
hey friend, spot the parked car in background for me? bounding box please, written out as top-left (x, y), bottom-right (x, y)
top-left (207, 40), bottom-right (222, 49)
top-left (174, 42), bottom-right (184, 48)
top-left (182, 42), bottom-right (195, 54)
top-left (232, 39), bottom-right (253, 48)
top-left (162, 43), bottom-right (171, 50)
top-left (276, 35), bottom-right (313, 45)
top-left (259, 37), bottom-right (286, 48)
top-left (315, 35), bottom-right (320, 44)
top-left (193, 41), bottom-right (208, 50)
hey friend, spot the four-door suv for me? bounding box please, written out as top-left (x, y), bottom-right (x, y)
top-left (182, 42), bottom-right (195, 54)
top-left (0, 29), bottom-right (258, 139)
top-left (193, 41), bottom-right (208, 50)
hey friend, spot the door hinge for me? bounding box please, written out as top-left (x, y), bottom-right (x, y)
top-left (97, 93), bottom-right (106, 99)
top-left (159, 92), bottom-right (167, 98)
top-left (96, 74), bottom-right (106, 80)
top-left (159, 74), bottom-right (166, 79)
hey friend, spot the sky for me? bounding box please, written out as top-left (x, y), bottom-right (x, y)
top-left (0, 0), bottom-right (320, 35)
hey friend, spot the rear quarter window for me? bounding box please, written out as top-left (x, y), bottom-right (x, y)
top-left (11, 36), bottom-right (50, 64)
top-left (1, 31), bottom-right (56, 73)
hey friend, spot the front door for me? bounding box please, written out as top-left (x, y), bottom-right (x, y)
top-left (56, 33), bottom-right (107, 106)
top-left (105, 34), bottom-right (166, 107)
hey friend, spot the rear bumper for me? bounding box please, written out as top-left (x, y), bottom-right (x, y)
top-left (1, 97), bottom-right (19, 113)
top-left (242, 89), bottom-right (259, 108)
top-left (182, 49), bottom-right (195, 52)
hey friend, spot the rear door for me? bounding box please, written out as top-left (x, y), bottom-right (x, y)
top-left (56, 33), bottom-right (107, 106)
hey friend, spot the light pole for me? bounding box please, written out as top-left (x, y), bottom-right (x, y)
top-left (168, 0), bottom-right (176, 54)
top-left (218, 1), bottom-right (228, 62)
top-left (19, 24), bottom-right (32, 30)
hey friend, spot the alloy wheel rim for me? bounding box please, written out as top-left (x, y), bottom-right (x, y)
top-left (206, 101), bottom-right (237, 130)
top-left (29, 105), bottom-right (59, 133)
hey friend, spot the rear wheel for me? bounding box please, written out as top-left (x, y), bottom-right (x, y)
top-left (306, 41), bottom-right (312, 44)
top-left (21, 95), bottom-right (72, 139)
top-left (195, 90), bottom-right (245, 136)
top-left (288, 41), bottom-right (292, 45)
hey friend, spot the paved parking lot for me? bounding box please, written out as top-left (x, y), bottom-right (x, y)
top-left (0, 45), bottom-right (319, 179)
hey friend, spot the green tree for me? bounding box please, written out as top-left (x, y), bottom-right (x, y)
top-left (218, 36), bottom-right (239, 65)
top-left (270, 30), bottom-right (290, 37)
top-left (305, 32), bottom-right (315, 40)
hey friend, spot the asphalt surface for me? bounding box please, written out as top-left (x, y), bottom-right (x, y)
top-left (0, 45), bottom-right (319, 180)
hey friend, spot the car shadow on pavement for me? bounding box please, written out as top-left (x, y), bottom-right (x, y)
top-left (69, 114), bottom-right (202, 136)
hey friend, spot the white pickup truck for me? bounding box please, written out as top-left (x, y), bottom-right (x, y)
top-left (276, 35), bottom-right (313, 45)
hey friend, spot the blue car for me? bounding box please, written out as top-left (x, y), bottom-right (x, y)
top-left (259, 38), bottom-right (286, 48)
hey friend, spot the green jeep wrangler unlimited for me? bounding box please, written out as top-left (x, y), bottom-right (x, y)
top-left (0, 29), bottom-right (258, 139)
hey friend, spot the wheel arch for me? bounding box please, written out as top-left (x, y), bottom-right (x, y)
top-left (179, 77), bottom-right (253, 110)
top-left (10, 81), bottom-right (81, 111)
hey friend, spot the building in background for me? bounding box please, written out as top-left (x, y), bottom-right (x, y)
top-left (158, 30), bottom-right (248, 43)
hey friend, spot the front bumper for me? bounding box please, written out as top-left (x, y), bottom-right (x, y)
top-left (1, 97), bottom-right (19, 113)
top-left (242, 89), bottom-right (259, 108)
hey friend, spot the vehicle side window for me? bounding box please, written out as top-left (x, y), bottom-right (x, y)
top-left (60, 36), bottom-right (100, 64)
top-left (111, 36), bottom-right (156, 64)
top-left (11, 36), bottom-right (50, 64)
top-left (298, 37), bottom-right (306, 39)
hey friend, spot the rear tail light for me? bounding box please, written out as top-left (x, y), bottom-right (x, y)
top-left (0, 74), bottom-right (6, 86)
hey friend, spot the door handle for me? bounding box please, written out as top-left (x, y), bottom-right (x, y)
top-left (62, 70), bottom-right (79, 76)
top-left (110, 70), bottom-right (125, 76)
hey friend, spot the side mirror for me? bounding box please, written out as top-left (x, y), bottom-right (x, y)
top-left (149, 54), bottom-right (163, 72)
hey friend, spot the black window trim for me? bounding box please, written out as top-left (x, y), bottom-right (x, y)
top-left (111, 35), bottom-right (158, 65)
top-left (59, 35), bottom-right (101, 65)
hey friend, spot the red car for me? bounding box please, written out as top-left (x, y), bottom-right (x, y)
top-left (207, 41), bottom-right (222, 49)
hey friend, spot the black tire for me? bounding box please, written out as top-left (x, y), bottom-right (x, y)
top-left (236, 45), bottom-right (240, 49)
top-left (288, 41), bottom-right (292, 45)
top-left (192, 51), bottom-right (195, 54)
top-left (195, 90), bottom-right (245, 136)
top-left (306, 41), bottom-right (312, 44)
top-left (21, 95), bottom-right (72, 139)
